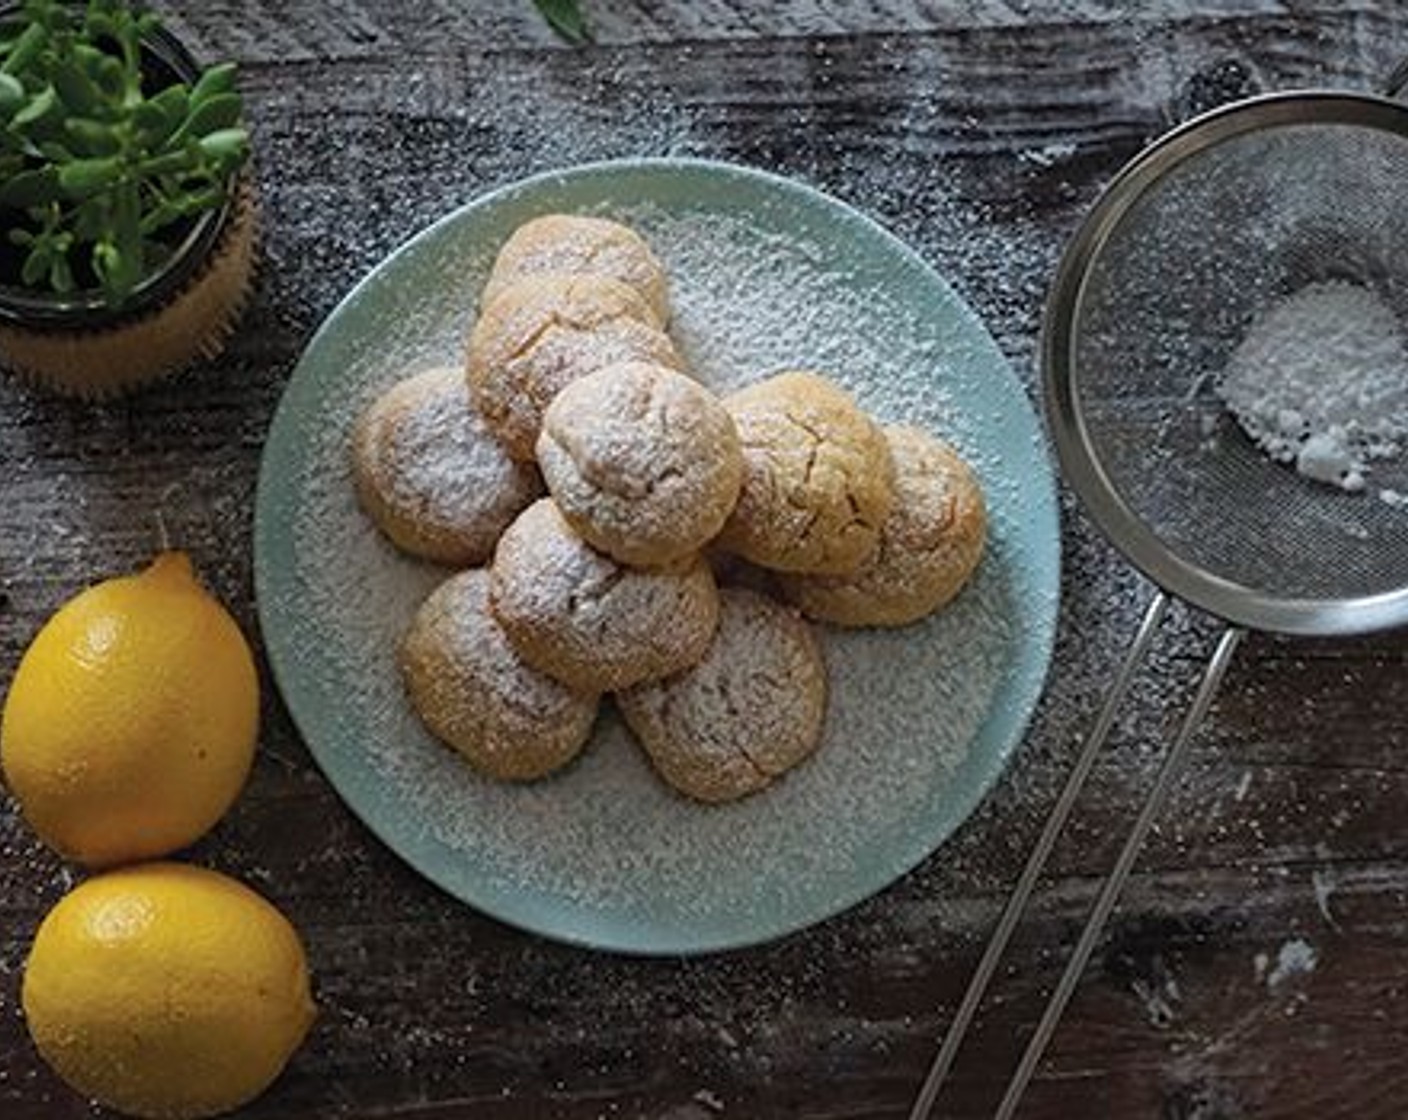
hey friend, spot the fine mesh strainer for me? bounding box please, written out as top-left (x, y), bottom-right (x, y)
top-left (912, 88), bottom-right (1408, 1119)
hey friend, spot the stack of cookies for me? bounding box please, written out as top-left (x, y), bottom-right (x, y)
top-left (352, 214), bottom-right (986, 804)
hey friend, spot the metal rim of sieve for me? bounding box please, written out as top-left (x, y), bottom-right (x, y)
top-left (1043, 89), bottom-right (1408, 637)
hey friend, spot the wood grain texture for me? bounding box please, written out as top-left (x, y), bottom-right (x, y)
top-left (4, 3), bottom-right (1408, 1118)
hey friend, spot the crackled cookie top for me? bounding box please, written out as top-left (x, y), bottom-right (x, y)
top-left (466, 274), bottom-right (682, 460)
top-left (482, 214), bottom-right (670, 327)
top-left (489, 499), bottom-right (719, 692)
top-left (352, 366), bottom-right (542, 566)
top-left (778, 425), bottom-right (986, 626)
top-left (617, 588), bottom-right (827, 803)
top-left (537, 361), bottom-right (743, 568)
top-left (399, 569), bottom-right (598, 782)
top-left (717, 371), bottom-right (895, 575)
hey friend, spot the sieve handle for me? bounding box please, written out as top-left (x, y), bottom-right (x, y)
top-left (908, 600), bottom-right (1243, 1119)
top-left (907, 591), bottom-right (1170, 1120)
top-left (990, 624), bottom-right (1242, 1119)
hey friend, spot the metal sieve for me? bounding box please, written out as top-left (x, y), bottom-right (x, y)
top-left (913, 86), bottom-right (1408, 1119)
top-left (1052, 92), bottom-right (1408, 634)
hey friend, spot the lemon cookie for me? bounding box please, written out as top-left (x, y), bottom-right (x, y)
top-left (489, 499), bottom-right (719, 692)
top-left (777, 426), bottom-right (987, 626)
top-left (400, 569), bottom-right (597, 781)
top-left (618, 588), bottom-right (827, 804)
top-left (467, 274), bottom-right (683, 460)
top-left (717, 371), bottom-right (895, 575)
top-left (482, 214), bottom-right (670, 326)
top-left (353, 367), bottom-right (543, 565)
top-left (537, 361), bottom-right (743, 567)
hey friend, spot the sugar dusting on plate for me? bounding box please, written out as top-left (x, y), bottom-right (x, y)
top-left (285, 200), bottom-right (1031, 932)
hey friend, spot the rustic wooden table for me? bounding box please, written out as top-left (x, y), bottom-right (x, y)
top-left (4, 3), bottom-right (1408, 1118)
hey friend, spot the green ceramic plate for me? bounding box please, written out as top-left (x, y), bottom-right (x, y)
top-left (255, 159), bottom-right (1060, 955)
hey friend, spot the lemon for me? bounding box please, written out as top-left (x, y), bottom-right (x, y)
top-left (1, 551), bottom-right (259, 867)
top-left (23, 862), bottom-right (317, 1120)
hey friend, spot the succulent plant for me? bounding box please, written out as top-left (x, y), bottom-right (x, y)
top-left (533, 0), bottom-right (591, 44)
top-left (0, 0), bottom-right (250, 304)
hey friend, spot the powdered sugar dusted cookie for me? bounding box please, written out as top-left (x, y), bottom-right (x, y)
top-left (467, 274), bottom-right (683, 460)
top-left (489, 499), bottom-right (719, 692)
top-left (352, 366), bottom-right (543, 565)
top-left (400, 570), bottom-right (598, 781)
top-left (482, 214), bottom-right (670, 327)
top-left (718, 371), bottom-right (895, 575)
top-left (777, 426), bottom-right (986, 626)
top-left (537, 361), bottom-right (743, 567)
top-left (617, 588), bottom-right (827, 803)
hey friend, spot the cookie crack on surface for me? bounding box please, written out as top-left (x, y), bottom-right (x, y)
top-left (569, 564), bottom-right (629, 616)
top-left (641, 463), bottom-right (684, 499)
top-left (788, 411), bottom-right (826, 489)
top-left (729, 698), bottom-right (776, 781)
top-left (577, 237), bottom-right (614, 270)
top-left (792, 507), bottom-right (823, 549)
top-left (503, 309), bottom-right (566, 364)
top-left (715, 683), bottom-right (769, 783)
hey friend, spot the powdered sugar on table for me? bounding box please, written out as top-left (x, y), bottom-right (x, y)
top-left (277, 185), bottom-right (1051, 943)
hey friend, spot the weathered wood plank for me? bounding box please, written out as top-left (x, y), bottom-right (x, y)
top-left (147, 1), bottom-right (1408, 62)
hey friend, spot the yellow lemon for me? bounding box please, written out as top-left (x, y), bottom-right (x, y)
top-left (1, 551), bottom-right (258, 867)
top-left (22, 862), bottom-right (317, 1119)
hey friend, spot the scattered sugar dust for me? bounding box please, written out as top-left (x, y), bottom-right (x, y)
top-left (1256, 937), bottom-right (1318, 989)
top-left (277, 189), bottom-right (1052, 936)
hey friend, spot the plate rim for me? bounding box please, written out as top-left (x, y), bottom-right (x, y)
top-left (254, 155), bottom-right (1062, 955)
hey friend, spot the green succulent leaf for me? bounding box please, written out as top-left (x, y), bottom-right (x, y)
top-left (139, 146), bottom-right (196, 176)
top-left (63, 115), bottom-right (120, 155)
top-left (21, 243), bottom-right (50, 287)
top-left (12, 82), bottom-right (56, 126)
top-left (0, 71), bottom-right (24, 113)
top-left (180, 91), bottom-right (242, 138)
top-left (142, 83), bottom-right (188, 142)
top-left (138, 198), bottom-right (178, 235)
top-left (87, 51), bottom-right (125, 101)
top-left (0, 165), bottom-right (59, 206)
top-left (91, 238), bottom-right (119, 289)
top-left (532, 0), bottom-right (591, 43)
top-left (196, 126), bottom-right (247, 163)
top-left (82, 9), bottom-right (117, 41)
top-left (58, 155), bottom-right (123, 198)
top-left (189, 61), bottom-right (236, 105)
top-left (36, 140), bottom-right (73, 162)
top-left (52, 57), bottom-right (101, 113)
top-left (48, 250), bottom-right (74, 293)
top-left (2, 23), bottom-right (47, 75)
top-left (114, 180), bottom-right (140, 263)
top-left (72, 196), bottom-right (107, 241)
top-left (38, 5), bottom-right (71, 35)
top-left (71, 43), bottom-right (108, 77)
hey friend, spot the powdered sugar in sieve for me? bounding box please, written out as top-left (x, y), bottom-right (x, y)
top-left (1217, 280), bottom-right (1408, 497)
